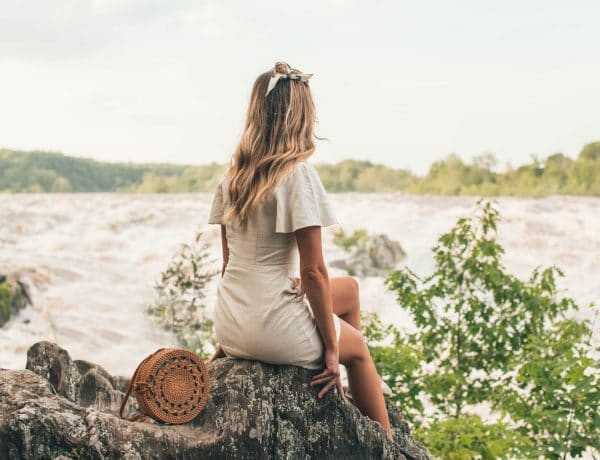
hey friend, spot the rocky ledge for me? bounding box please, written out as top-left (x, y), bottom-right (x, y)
top-left (0, 341), bottom-right (433, 459)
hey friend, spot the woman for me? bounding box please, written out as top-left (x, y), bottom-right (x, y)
top-left (206, 61), bottom-right (393, 441)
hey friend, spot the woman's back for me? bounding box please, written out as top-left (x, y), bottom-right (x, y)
top-left (208, 160), bottom-right (340, 369)
top-left (209, 160), bottom-right (337, 272)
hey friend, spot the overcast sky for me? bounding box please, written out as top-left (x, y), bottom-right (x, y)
top-left (0, 0), bottom-right (598, 174)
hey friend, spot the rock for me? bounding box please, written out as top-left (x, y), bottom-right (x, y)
top-left (0, 275), bottom-right (32, 327)
top-left (331, 234), bottom-right (407, 278)
top-left (24, 341), bottom-right (132, 416)
top-left (0, 341), bottom-right (433, 459)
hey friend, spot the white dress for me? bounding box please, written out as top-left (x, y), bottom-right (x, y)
top-left (207, 161), bottom-right (341, 370)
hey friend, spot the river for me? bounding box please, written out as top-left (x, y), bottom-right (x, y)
top-left (1, 193), bottom-right (598, 376)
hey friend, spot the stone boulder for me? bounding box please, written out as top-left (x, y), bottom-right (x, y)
top-left (331, 233), bottom-right (407, 278)
top-left (0, 341), bottom-right (433, 459)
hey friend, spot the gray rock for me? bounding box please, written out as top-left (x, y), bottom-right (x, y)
top-left (0, 341), bottom-right (434, 459)
top-left (331, 234), bottom-right (407, 278)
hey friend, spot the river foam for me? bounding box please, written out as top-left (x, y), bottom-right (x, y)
top-left (1, 193), bottom-right (598, 375)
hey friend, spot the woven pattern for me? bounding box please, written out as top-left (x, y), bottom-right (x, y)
top-left (120, 348), bottom-right (211, 425)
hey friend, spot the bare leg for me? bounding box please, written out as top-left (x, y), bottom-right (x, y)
top-left (302, 275), bottom-right (392, 439)
top-left (329, 276), bottom-right (361, 330)
top-left (328, 276), bottom-right (393, 394)
top-left (338, 318), bottom-right (393, 441)
top-left (300, 275), bottom-right (361, 328)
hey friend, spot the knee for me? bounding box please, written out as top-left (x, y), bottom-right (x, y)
top-left (350, 339), bottom-right (370, 366)
top-left (343, 330), bottom-right (370, 367)
top-left (346, 276), bottom-right (360, 301)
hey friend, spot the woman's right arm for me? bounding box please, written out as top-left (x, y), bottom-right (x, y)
top-left (295, 225), bottom-right (343, 399)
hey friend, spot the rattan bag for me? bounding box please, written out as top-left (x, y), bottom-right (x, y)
top-left (119, 347), bottom-right (211, 424)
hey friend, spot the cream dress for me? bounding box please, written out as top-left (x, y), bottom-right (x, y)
top-left (207, 161), bottom-right (341, 370)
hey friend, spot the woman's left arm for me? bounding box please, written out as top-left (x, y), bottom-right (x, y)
top-left (208, 224), bottom-right (230, 364)
top-left (220, 224), bottom-right (229, 277)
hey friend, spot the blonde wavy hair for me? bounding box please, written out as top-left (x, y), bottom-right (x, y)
top-left (221, 62), bottom-right (321, 227)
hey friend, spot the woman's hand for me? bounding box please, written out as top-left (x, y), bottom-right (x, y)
top-left (309, 347), bottom-right (345, 400)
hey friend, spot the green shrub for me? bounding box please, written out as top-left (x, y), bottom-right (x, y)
top-left (362, 199), bottom-right (599, 458)
top-left (413, 415), bottom-right (530, 460)
top-left (147, 232), bottom-right (219, 359)
top-left (332, 228), bottom-right (370, 251)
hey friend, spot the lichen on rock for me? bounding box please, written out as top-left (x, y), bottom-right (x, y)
top-left (0, 341), bottom-right (433, 459)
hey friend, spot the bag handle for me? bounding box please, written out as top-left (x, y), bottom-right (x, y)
top-left (119, 348), bottom-right (166, 421)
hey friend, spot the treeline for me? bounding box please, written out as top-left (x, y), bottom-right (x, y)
top-left (0, 149), bottom-right (190, 192)
top-left (1, 141), bottom-right (599, 195)
top-left (405, 141), bottom-right (600, 196)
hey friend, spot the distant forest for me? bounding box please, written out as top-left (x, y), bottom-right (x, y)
top-left (1, 141), bottom-right (599, 196)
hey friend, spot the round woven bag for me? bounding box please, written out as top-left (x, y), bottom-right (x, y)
top-left (119, 347), bottom-right (211, 424)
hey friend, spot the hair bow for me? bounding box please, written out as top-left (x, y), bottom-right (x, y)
top-left (265, 61), bottom-right (313, 97)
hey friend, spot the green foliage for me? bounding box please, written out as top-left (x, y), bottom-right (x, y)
top-left (2, 141), bottom-right (599, 195)
top-left (385, 199), bottom-right (575, 417)
top-left (413, 415), bottom-right (530, 460)
top-left (495, 316), bottom-right (600, 459)
top-left (124, 163), bottom-right (228, 193)
top-left (0, 282), bottom-right (12, 325)
top-left (0, 281), bottom-right (26, 326)
top-left (405, 141), bottom-right (600, 196)
top-left (147, 232), bottom-right (219, 360)
top-left (0, 149), bottom-right (188, 192)
top-left (406, 153), bottom-right (499, 195)
top-left (315, 159), bottom-right (386, 192)
top-left (361, 200), bottom-right (599, 458)
top-left (353, 164), bottom-right (415, 192)
top-left (332, 228), bottom-right (370, 251)
top-left (362, 311), bottom-right (424, 424)
top-left (579, 141), bottom-right (600, 161)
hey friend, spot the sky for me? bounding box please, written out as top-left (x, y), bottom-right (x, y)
top-left (0, 0), bottom-right (599, 174)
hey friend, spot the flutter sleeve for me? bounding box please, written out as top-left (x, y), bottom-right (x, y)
top-left (208, 178), bottom-right (226, 224)
top-left (275, 162), bottom-right (338, 233)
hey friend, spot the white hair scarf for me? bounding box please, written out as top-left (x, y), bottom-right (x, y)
top-left (265, 62), bottom-right (313, 97)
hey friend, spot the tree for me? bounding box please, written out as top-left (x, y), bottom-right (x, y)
top-left (362, 199), bottom-right (599, 458)
top-left (579, 141), bottom-right (600, 161)
top-left (385, 200), bottom-right (576, 417)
